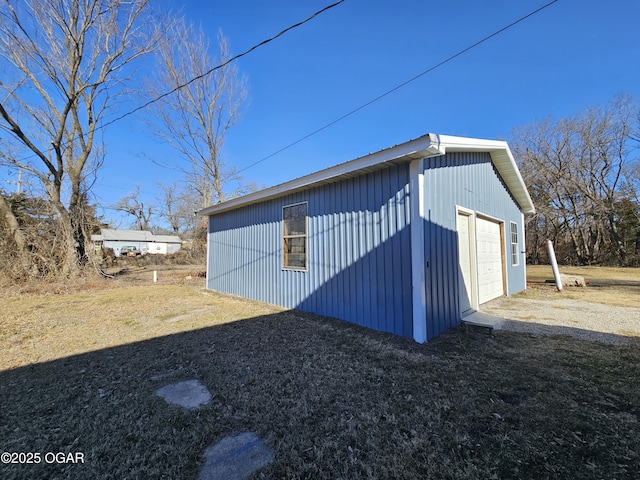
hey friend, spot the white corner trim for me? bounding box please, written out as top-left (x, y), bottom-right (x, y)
top-left (521, 212), bottom-right (527, 290)
top-left (410, 158), bottom-right (427, 343)
top-left (205, 223), bottom-right (210, 286)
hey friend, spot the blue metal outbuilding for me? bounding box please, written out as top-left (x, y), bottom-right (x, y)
top-left (199, 133), bottom-right (535, 342)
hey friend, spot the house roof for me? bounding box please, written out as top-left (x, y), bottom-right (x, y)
top-left (92, 229), bottom-right (182, 243)
top-left (99, 229), bottom-right (156, 242)
top-left (154, 235), bottom-right (183, 244)
top-left (198, 133), bottom-right (535, 216)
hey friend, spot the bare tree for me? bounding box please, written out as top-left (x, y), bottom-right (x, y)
top-left (0, 191), bottom-right (28, 266)
top-left (146, 20), bottom-right (249, 209)
top-left (156, 182), bottom-right (186, 234)
top-left (0, 0), bottom-right (163, 276)
top-left (0, 188), bottom-right (80, 280)
top-left (115, 185), bottom-right (153, 231)
top-left (511, 96), bottom-right (640, 266)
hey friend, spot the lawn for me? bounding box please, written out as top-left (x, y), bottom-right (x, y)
top-left (522, 265), bottom-right (640, 307)
top-left (1, 267), bottom-right (639, 479)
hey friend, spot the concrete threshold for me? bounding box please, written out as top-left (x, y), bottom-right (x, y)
top-left (461, 310), bottom-right (505, 333)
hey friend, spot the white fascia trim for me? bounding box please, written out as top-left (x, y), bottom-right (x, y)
top-left (197, 132), bottom-right (535, 217)
top-left (410, 158), bottom-right (427, 343)
top-left (433, 134), bottom-right (536, 214)
top-left (198, 133), bottom-right (444, 216)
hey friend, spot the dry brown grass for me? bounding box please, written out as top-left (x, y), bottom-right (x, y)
top-left (523, 265), bottom-right (640, 307)
top-left (527, 264), bottom-right (640, 282)
top-left (0, 278), bottom-right (282, 372)
top-left (1, 266), bottom-right (640, 479)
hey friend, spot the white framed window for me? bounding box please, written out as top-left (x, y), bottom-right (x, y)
top-left (283, 202), bottom-right (308, 270)
top-left (510, 221), bottom-right (519, 266)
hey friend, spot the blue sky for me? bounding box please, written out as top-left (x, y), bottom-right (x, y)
top-left (21, 0), bottom-right (640, 228)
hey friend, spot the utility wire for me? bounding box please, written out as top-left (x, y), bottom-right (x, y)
top-left (3, 0), bottom-right (345, 167)
top-left (233, 0), bottom-right (559, 177)
top-left (101, 0), bottom-right (345, 129)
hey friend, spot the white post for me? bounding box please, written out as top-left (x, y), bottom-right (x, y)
top-left (546, 240), bottom-right (563, 291)
top-left (410, 159), bottom-right (427, 343)
top-left (153, 270), bottom-right (158, 283)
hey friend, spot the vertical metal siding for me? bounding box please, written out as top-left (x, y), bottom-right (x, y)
top-left (207, 163), bottom-right (413, 338)
top-left (207, 152), bottom-right (525, 342)
top-left (421, 152), bottom-right (527, 340)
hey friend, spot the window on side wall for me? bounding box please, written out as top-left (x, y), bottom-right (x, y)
top-left (510, 221), bottom-right (519, 266)
top-left (283, 202), bottom-right (308, 270)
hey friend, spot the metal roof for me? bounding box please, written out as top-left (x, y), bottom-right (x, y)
top-left (99, 229), bottom-right (155, 242)
top-left (93, 229), bottom-right (182, 243)
top-left (153, 235), bottom-right (183, 244)
top-left (198, 133), bottom-right (535, 216)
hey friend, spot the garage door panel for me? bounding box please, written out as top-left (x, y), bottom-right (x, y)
top-left (476, 218), bottom-right (504, 304)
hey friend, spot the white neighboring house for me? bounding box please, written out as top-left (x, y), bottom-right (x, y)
top-left (91, 229), bottom-right (182, 257)
top-left (147, 235), bottom-right (183, 255)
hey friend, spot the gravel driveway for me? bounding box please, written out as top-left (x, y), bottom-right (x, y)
top-left (482, 296), bottom-right (640, 345)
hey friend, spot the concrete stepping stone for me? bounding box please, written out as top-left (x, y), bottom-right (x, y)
top-left (200, 432), bottom-right (274, 480)
top-left (155, 379), bottom-right (211, 409)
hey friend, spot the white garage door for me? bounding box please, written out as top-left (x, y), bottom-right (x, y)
top-left (476, 217), bottom-right (504, 304)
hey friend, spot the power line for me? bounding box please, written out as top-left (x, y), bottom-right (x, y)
top-left (100, 0), bottom-right (345, 130)
top-left (3, 0), bottom-right (345, 166)
top-left (233, 0), bottom-right (559, 177)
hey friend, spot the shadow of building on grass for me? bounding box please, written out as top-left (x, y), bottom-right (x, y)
top-left (1, 308), bottom-right (638, 480)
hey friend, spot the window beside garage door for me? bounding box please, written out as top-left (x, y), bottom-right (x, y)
top-left (510, 221), bottom-right (519, 266)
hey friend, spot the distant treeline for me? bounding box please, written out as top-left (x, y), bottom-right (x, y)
top-left (511, 96), bottom-right (640, 266)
